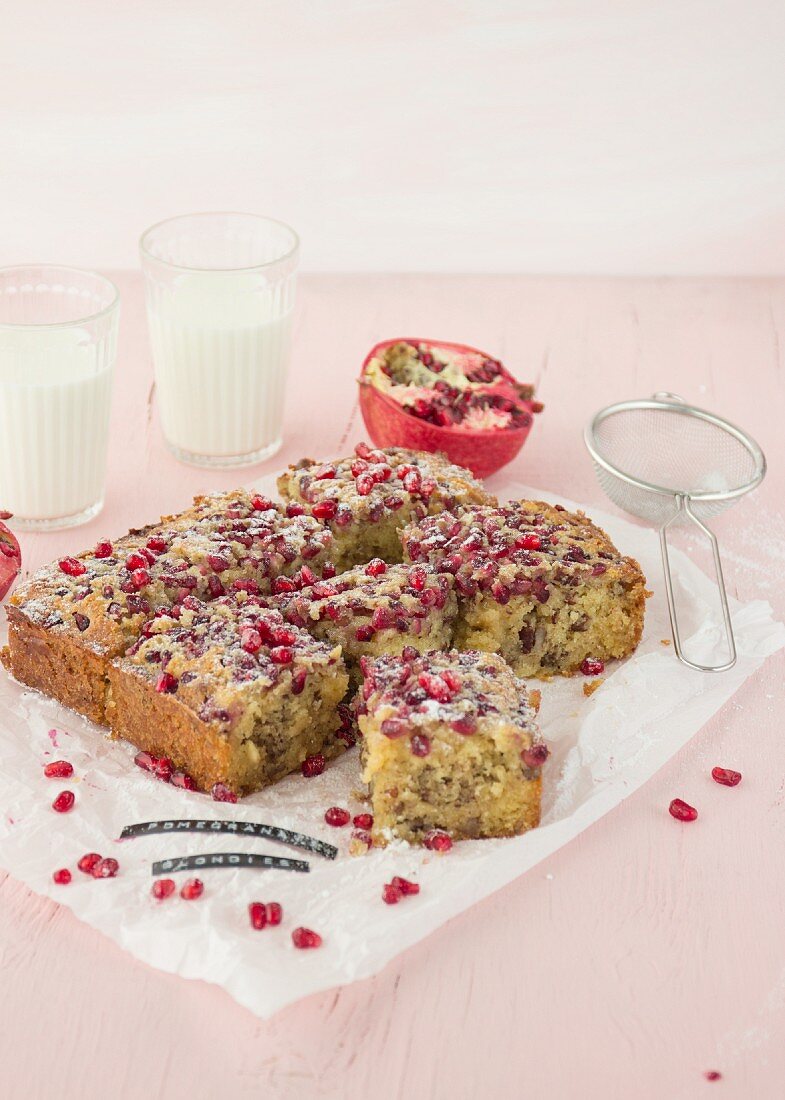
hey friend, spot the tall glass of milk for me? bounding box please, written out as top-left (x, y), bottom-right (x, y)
top-left (139, 213), bottom-right (299, 468)
top-left (0, 266), bottom-right (119, 530)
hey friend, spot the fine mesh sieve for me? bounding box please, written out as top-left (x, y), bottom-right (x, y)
top-left (584, 394), bottom-right (766, 672)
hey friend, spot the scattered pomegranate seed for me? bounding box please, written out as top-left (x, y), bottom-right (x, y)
top-left (171, 770), bottom-right (198, 790)
top-left (249, 901), bottom-right (267, 929)
top-left (211, 782), bottom-right (238, 803)
top-left (669, 798), bottom-right (698, 822)
top-left (134, 751), bottom-right (156, 773)
top-left (92, 857), bottom-right (119, 878)
top-left (712, 767), bottom-right (742, 787)
top-left (152, 878), bottom-right (176, 900)
top-left (580, 657), bottom-right (605, 676)
top-left (58, 557), bottom-right (86, 577)
top-left (423, 829), bottom-right (453, 853)
top-left (156, 671), bottom-right (178, 694)
top-left (94, 540), bottom-right (113, 558)
top-left (382, 882), bottom-right (402, 904)
top-left (154, 757), bottom-right (174, 783)
top-left (266, 901), bottom-right (283, 925)
top-left (522, 743), bottom-right (550, 768)
top-left (43, 759), bottom-right (74, 779)
top-left (78, 852), bottom-right (102, 875)
top-left (324, 806), bottom-right (350, 827)
top-left (312, 500), bottom-right (338, 520)
top-left (52, 790), bottom-right (75, 813)
top-left (52, 868), bottom-right (71, 885)
top-left (410, 733), bottom-right (431, 757)
top-left (365, 558), bottom-right (387, 577)
top-left (353, 813), bottom-right (373, 830)
top-left (704, 1070), bottom-right (722, 1082)
top-left (390, 875), bottom-right (420, 896)
top-left (181, 878), bottom-right (204, 900)
top-left (292, 927), bottom-right (322, 949)
top-left (301, 753), bottom-right (325, 778)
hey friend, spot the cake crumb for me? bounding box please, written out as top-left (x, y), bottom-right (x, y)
top-left (661, 638), bottom-right (671, 646)
top-left (583, 678), bottom-right (604, 697)
top-left (528, 689), bottom-right (542, 713)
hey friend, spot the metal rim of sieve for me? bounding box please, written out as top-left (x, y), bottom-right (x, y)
top-left (584, 394), bottom-right (767, 674)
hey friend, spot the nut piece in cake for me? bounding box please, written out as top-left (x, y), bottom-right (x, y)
top-left (2, 490), bottom-right (335, 725)
top-left (273, 561), bottom-right (457, 685)
top-left (401, 501), bottom-right (647, 678)
top-left (107, 596), bottom-right (349, 795)
top-left (276, 443), bottom-right (494, 572)
top-left (358, 649), bottom-right (545, 844)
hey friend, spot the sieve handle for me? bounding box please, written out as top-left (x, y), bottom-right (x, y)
top-left (659, 495), bottom-right (737, 672)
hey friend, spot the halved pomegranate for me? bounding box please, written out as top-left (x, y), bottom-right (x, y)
top-left (0, 512), bottom-right (21, 602)
top-left (358, 339), bottom-right (542, 478)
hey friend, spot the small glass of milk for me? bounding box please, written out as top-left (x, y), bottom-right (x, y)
top-left (139, 212), bottom-right (299, 468)
top-left (0, 265), bottom-right (120, 530)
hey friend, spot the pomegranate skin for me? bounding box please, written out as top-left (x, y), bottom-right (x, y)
top-left (358, 338), bottom-right (540, 479)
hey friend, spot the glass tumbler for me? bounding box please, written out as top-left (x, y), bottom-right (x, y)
top-left (0, 265), bottom-right (119, 531)
top-left (139, 212), bottom-right (299, 468)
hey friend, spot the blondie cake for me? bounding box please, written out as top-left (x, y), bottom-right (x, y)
top-left (2, 491), bottom-right (335, 725)
top-left (277, 443), bottom-right (494, 572)
top-left (272, 561), bottom-right (457, 685)
top-left (107, 596), bottom-right (349, 795)
top-left (358, 649), bottom-right (545, 844)
top-left (401, 501), bottom-right (646, 677)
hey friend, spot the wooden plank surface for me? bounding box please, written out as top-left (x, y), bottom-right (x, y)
top-left (1, 274), bottom-right (783, 1100)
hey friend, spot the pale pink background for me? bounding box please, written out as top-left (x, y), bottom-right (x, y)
top-left (1, 273), bottom-right (783, 1098)
top-left (2, 1), bottom-right (785, 275)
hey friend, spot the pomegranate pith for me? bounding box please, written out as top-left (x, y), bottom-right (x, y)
top-left (358, 339), bottom-right (542, 478)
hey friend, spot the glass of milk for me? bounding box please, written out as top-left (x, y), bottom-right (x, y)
top-left (139, 212), bottom-right (299, 468)
top-left (0, 266), bottom-right (119, 530)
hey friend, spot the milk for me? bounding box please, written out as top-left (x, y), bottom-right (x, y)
top-left (146, 272), bottom-right (293, 465)
top-left (0, 327), bottom-right (114, 524)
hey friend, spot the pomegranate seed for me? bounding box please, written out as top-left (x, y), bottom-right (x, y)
top-left (312, 500), bottom-right (337, 520)
top-left (240, 625), bottom-right (263, 653)
top-left (78, 852), bottom-right (102, 874)
top-left (418, 671), bottom-right (456, 703)
top-left (522, 743), bottom-right (549, 768)
top-left (92, 857), bottom-right (119, 878)
top-left (152, 878), bottom-right (176, 900)
top-left (285, 502), bottom-right (305, 517)
top-left (382, 882), bottom-right (402, 904)
top-left (704, 1071), bottom-right (722, 1082)
top-left (147, 536), bottom-right (167, 553)
top-left (423, 829), bottom-right (453, 853)
top-left (53, 868), bottom-right (71, 885)
top-left (156, 671), bottom-right (178, 693)
top-left (411, 733), bottom-right (431, 757)
top-left (94, 540), bottom-right (113, 558)
top-left (324, 806), bottom-right (350, 827)
top-left (391, 875), bottom-right (420, 896)
top-left (58, 557), bottom-right (86, 577)
top-left (580, 657), bottom-right (605, 676)
top-left (266, 901), bottom-right (283, 925)
top-left (365, 558), bottom-right (387, 577)
top-left (353, 813), bottom-right (373, 829)
top-left (270, 645), bottom-right (294, 664)
top-left (292, 927), bottom-right (322, 949)
top-left (712, 767), bottom-right (742, 787)
top-left (251, 494), bottom-right (275, 511)
top-left (52, 790), bottom-right (75, 813)
top-left (301, 753), bottom-right (325, 778)
top-left (134, 751), bottom-right (157, 773)
top-left (355, 624), bottom-right (375, 642)
top-left (314, 464), bottom-right (336, 480)
top-left (181, 878), bottom-right (204, 900)
top-left (125, 551), bottom-right (147, 571)
top-left (211, 782), bottom-right (238, 803)
top-left (355, 472), bottom-right (375, 496)
top-left (130, 568), bottom-right (151, 589)
top-left (669, 798), bottom-right (698, 822)
top-left (408, 566), bottom-right (427, 591)
top-left (249, 901), bottom-right (267, 929)
top-left (44, 759), bottom-right (74, 779)
top-left (450, 714), bottom-right (477, 735)
top-left (171, 770), bottom-right (198, 791)
top-left (154, 757), bottom-right (174, 783)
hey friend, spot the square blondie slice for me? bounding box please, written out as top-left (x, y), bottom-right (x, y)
top-left (277, 443), bottom-right (494, 572)
top-left (107, 596), bottom-right (349, 796)
top-left (401, 501), bottom-right (647, 678)
top-left (358, 650), bottom-right (545, 845)
top-left (272, 561), bottom-right (457, 686)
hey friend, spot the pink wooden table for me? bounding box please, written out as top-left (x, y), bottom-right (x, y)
top-left (1, 274), bottom-right (783, 1099)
